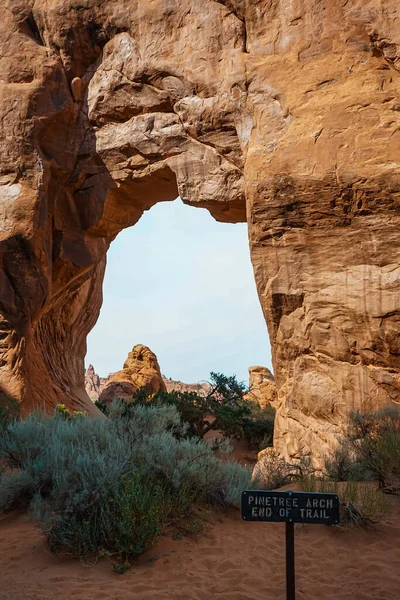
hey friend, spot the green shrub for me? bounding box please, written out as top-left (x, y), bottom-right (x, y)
top-left (0, 402), bottom-right (253, 568)
top-left (111, 372), bottom-right (276, 451)
top-left (348, 406), bottom-right (400, 494)
top-left (54, 403), bottom-right (71, 419)
top-left (54, 404), bottom-right (87, 420)
top-left (43, 471), bottom-right (169, 560)
top-left (0, 412), bottom-right (128, 513)
top-left (94, 399), bottom-right (108, 415)
top-left (108, 399), bottom-right (188, 439)
top-left (181, 515), bottom-right (205, 536)
top-left (126, 372), bottom-right (252, 440)
top-left (241, 406), bottom-right (275, 451)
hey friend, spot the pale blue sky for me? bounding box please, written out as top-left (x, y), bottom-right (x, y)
top-left (85, 199), bottom-right (272, 384)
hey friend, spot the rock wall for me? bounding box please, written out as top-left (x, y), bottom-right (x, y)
top-left (245, 2), bottom-right (400, 462)
top-left (1, 0), bottom-right (400, 462)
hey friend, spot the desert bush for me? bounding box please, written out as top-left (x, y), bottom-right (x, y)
top-left (110, 372), bottom-right (276, 451)
top-left (54, 403), bottom-right (87, 420)
top-left (126, 372), bottom-right (252, 440)
top-left (254, 450), bottom-right (310, 489)
top-left (299, 477), bottom-right (392, 527)
top-left (181, 515), bottom-right (205, 537)
top-left (323, 446), bottom-right (365, 482)
top-left (0, 412), bottom-right (127, 513)
top-left (94, 399), bottom-right (108, 414)
top-left (108, 399), bottom-right (188, 439)
top-left (241, 405), bottom-right (275, 451)
top-left (39, 470), bottom-right (170, 560)
top-left (0, 403), bottom-right (253, 568)
top-left (347, 406), bottom-right (400, 494)
top-left (54, 403), bottom-right (71, 419)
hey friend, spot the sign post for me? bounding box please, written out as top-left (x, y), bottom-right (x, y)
top-left (242, 490), bottom-right (339, 600)
top-left (285, 521), bottom-right (295, 600)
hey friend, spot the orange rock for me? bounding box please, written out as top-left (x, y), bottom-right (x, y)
top-left (244, 366), bottom-right (277, 410)
top-left (1, 1), bottom-right (400, 463)
top-left (99, 345), bottom-right (166, 405)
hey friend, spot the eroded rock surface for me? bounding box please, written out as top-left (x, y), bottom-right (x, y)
top-left (1, 0), bottom-right (400, 463)
top-left (244, 366), bottom-right (277, 410)
top-left (98, 344), bottom-right (166, 405)
top-left (84, 364), bottom-right (107, 401)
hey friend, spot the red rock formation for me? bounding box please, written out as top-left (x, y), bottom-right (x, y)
top-left (98, 345), bottom-right (166, 405)
top-left (84, 362), bottom-right (210, 403)
top-left (1, 1), bottom-right (400, 462)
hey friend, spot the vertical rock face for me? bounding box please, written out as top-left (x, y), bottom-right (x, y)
top-left (244, 2), bottom-right (400, 462)
top-left (84, 364), bottom-right (107, 401)
top-left (1, 0), bottom-right (400, 462)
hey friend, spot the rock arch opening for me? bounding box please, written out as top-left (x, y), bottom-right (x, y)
top-left (2, 22), bottom-right (249, 417)
top-left (85, 198), bottom-right (272, 388)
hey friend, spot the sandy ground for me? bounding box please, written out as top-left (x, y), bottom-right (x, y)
top-left (0, 495), bottom-right (399, 600)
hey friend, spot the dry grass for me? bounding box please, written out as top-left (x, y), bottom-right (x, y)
top-left (298, 478), bottom-right (392, 527)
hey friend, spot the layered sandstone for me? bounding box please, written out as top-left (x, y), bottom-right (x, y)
top-left (1, 0), bottom-right (400, 463)
top-left (98, 345), bottom-right (166, 405)
top-left (244, 366), bottom-right (277, 410)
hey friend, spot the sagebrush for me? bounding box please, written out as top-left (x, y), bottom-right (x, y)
top-left (0, 402), bottom-right (253, 568)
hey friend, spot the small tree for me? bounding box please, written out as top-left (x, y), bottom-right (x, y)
top-left (121, 372), bottom-right (251, 440)
top-left (99, 372), bottom-right (275, 448)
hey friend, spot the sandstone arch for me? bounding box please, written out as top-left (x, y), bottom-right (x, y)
top-left (1, 0), bottom-right (400, 462)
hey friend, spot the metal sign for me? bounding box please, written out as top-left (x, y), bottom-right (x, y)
top-left (242, 490), bottom-right (340, 525)
top-left (242, 490), bottom-right (340, 600)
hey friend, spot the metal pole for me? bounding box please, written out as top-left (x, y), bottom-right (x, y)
top-left (285, 521), bottom-right (295, 600)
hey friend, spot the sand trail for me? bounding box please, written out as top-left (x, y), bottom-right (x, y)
top-left (0, 497), bottom-right (400, 600)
